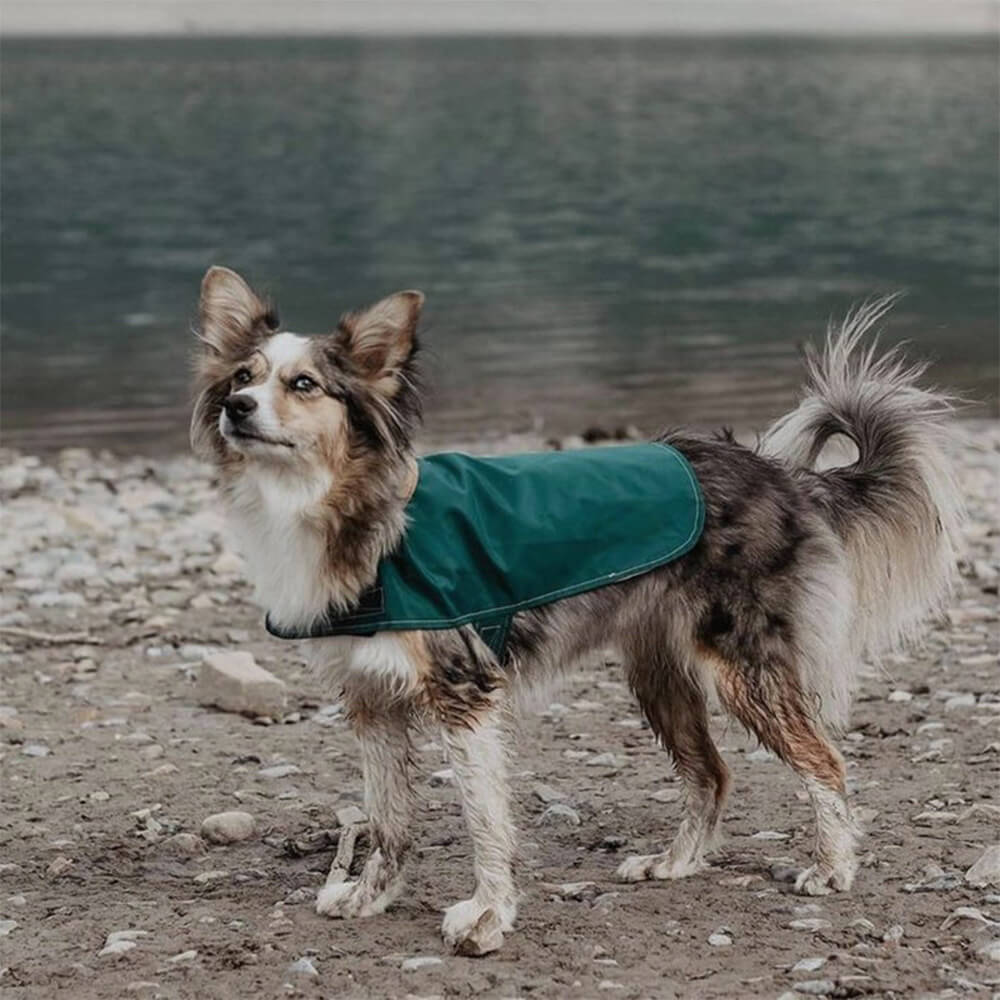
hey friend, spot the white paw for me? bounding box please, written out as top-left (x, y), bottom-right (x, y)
top-left (794, 860), bottom-right (856, 896)
top-left (616, 851), bottom-right (706, 883)
top-left (441, 897), bottom-right (515, 956)
top-left (315, 877), bottom-right (398, 919)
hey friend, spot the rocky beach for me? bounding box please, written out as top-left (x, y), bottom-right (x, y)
top-left (0, 422), bottom-right (997, 999)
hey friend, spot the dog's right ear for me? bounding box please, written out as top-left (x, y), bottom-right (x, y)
top-left (197, 266), bottom-right (279, 357)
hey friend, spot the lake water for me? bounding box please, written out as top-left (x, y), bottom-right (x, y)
top-left (2, 36), bottom-right (997, 452)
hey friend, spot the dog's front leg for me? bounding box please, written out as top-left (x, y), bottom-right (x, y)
top-left (440, 708), bottom-right (517, 955)
top-left (317, 699), bottom-right (413, 919)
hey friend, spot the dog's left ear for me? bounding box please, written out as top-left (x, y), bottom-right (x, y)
top-left (336, 290), bottom-right (423, 396)
top-left (197, 266), bottom-right (279, 358)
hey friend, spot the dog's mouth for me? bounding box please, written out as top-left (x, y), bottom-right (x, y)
top-left (229, 427), bottom-right (296, 449)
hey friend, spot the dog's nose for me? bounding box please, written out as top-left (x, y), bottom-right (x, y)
top-left (224, 394), bottom-right (258, 422)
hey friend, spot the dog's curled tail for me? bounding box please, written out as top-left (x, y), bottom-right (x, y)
top-left (761, 296), bottom-right (966, 666)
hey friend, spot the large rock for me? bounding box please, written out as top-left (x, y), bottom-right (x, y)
top-left (196, 652), bottom-right (286, 718)
top-left (201, 811), bottom-right (256, 845)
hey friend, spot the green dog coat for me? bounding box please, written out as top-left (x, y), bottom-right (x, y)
top-left (266, 443), bottom-right (704, 658)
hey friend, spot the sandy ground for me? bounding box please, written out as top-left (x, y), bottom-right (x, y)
top-left (0, 424), bottom-right (998, 1000)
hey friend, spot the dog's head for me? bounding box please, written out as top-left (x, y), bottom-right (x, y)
top-left (190, 267), bottom-right (423, 471)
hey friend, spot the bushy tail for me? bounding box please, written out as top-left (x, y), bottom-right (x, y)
top-left (761, 297), bottom-right (966, 671)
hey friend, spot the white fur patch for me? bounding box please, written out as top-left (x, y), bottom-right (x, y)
top-left (226, 464), bottom-right (333, 627)
top-left (235, 332), bottom-right (312, 440)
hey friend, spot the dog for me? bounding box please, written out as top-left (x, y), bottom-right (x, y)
top-left (191, 266), bottom-right (964, 955)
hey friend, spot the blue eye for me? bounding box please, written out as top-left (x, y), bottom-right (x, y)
top-left (291, 374), bottom-right (317, 392)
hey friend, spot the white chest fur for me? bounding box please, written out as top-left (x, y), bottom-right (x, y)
top-left (226, 467), bottom-right (333, 628)
top-left (305, 634), bottom-right (422, 695)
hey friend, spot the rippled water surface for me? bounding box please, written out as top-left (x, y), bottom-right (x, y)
top-left (2, 36), bottom-right (997, 450)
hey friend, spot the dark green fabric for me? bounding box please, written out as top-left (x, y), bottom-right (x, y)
top-left (266, 443), bottom-right (703, 656)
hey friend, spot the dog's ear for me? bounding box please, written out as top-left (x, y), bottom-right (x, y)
top-left (336, 290), bottom-right (423, 397)
top-left (197, 266), bottom-right (278, 357)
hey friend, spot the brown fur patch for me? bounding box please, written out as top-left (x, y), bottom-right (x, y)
top-left (703, 646), bottom-right (846, 794)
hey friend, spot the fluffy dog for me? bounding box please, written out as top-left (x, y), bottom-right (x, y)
top-left (191, 267), bottom-right (963, 954)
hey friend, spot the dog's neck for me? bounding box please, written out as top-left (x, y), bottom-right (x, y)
top-left (224, 452), bottom-right (417, 630)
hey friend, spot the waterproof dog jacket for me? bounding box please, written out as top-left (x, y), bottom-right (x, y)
top-left (266, 443), bottom-right (704, 658)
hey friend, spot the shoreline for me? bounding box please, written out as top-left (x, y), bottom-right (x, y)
top-left (2, 411), bottom-right (998, 462)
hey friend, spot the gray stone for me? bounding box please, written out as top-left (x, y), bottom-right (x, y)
top-left (163, 833), bottom-right (206, 856)
top-left (201, 811), bottom-right (256, 845)
top-left (336, 805), bottom-right (368, 827)
top-left (196, 651), bottom-right (286, 718)
top-left (791, 957), bottom-right (826, 973)
top-left (531, 782), bottom-right (565, 803)
top-left (288, 957), bottom-right (319, 977)
top-left (99, 930), bottom-right (149, 957)
top-left (977, 938), bottom-right (1000, 961)
top-left (536, 803), bottom-right (581, 826)
top-left (965, 845), bottom-right (1000, 888)
top-left (792, 981), bottom-right (836, 996)
top-left (0, 920), bottom-right (17, 937)
top-left (259, 764), bottom-right (299, 779)
top-left (586, 752), bottom-right (622, 769)
top-left (787, 918), bottom-right (832, 932)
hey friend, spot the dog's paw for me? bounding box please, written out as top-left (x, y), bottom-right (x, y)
top-left (793, 860), bottom-right (856, 896)
top-left (441, 897), bottom-right (515, 956)
top-left (315, 878), bottom-right (398, 919)
top-left (616, 851), bottom-right (706, 883)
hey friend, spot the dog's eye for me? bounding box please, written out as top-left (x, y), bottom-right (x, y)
top-left (233, 368), bottom-right (252, 385)
top-left (291, 374), bottom-right (317, 393)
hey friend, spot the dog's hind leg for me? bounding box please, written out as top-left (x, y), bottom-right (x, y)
top-left (618, 660), bottom-right (731, 882)
top-left (711, 653), bottom-right (858, 895)
top-left (316, 697), bottom-right (414, 919)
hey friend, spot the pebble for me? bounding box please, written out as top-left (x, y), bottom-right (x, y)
top-left (288, 957), bottom-right (319, 977)
top-left (531, 782), bottom-right (565, 803)
top-left (196, 651), bottom-right (287, 719)
top-left (0, 920), bottom-right (17, 936)
top-left (791, 957), bottom-right (826, 973)
top-left (99, 930), bottom-right (149, 957)
top-left (335, 805), bottom-right (368, 827)
top-left (944, 692), bottom-right (977, 710)
top-left (168, 950), bottom-right (198, 963)
top-left (883, 924), bottom-right (905, 943)
top-left (46, 856), bottom-right (73, 877)
top-left (788, 918), bottom-right (832, 932)
top-left (428, 769), bottom-right (453, 786)
top-left (586, 752), bottom-right (622, 769)
top-left (649, 788), bottom-right (682, 803)
top-left (555, 881), bottom-right (598, 900)
top-left (940, 906), bottom-right (998, 931)
top-left (21, 744), bottom-right (50, 757)
top-left (977, 938), bottom-right (1000, 961)
top-left (164, 833), bottom-right (206, 855)
top-left (965, 845), bottom-right (1000, 887)
top-left (792, 980), bottom-right (836, 996)
top-left (193, 870), bottom-right (229, 884)
top-left (201, 811), bottom-right (256, 844)
top-left (752, 830), bottom-right (790, 840)
top-left (401, 956), bottom-right (443, 971)
top-left (888, 689), bottom-right (913, 702)
top-left (708, 931), bottom-right (732, 946)
top-left (259, 764), bottom-right (300, 780)
top-left (537, 803), bottom-right (581, 826)
top-left (283, 887), bottom-right (317, 905)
